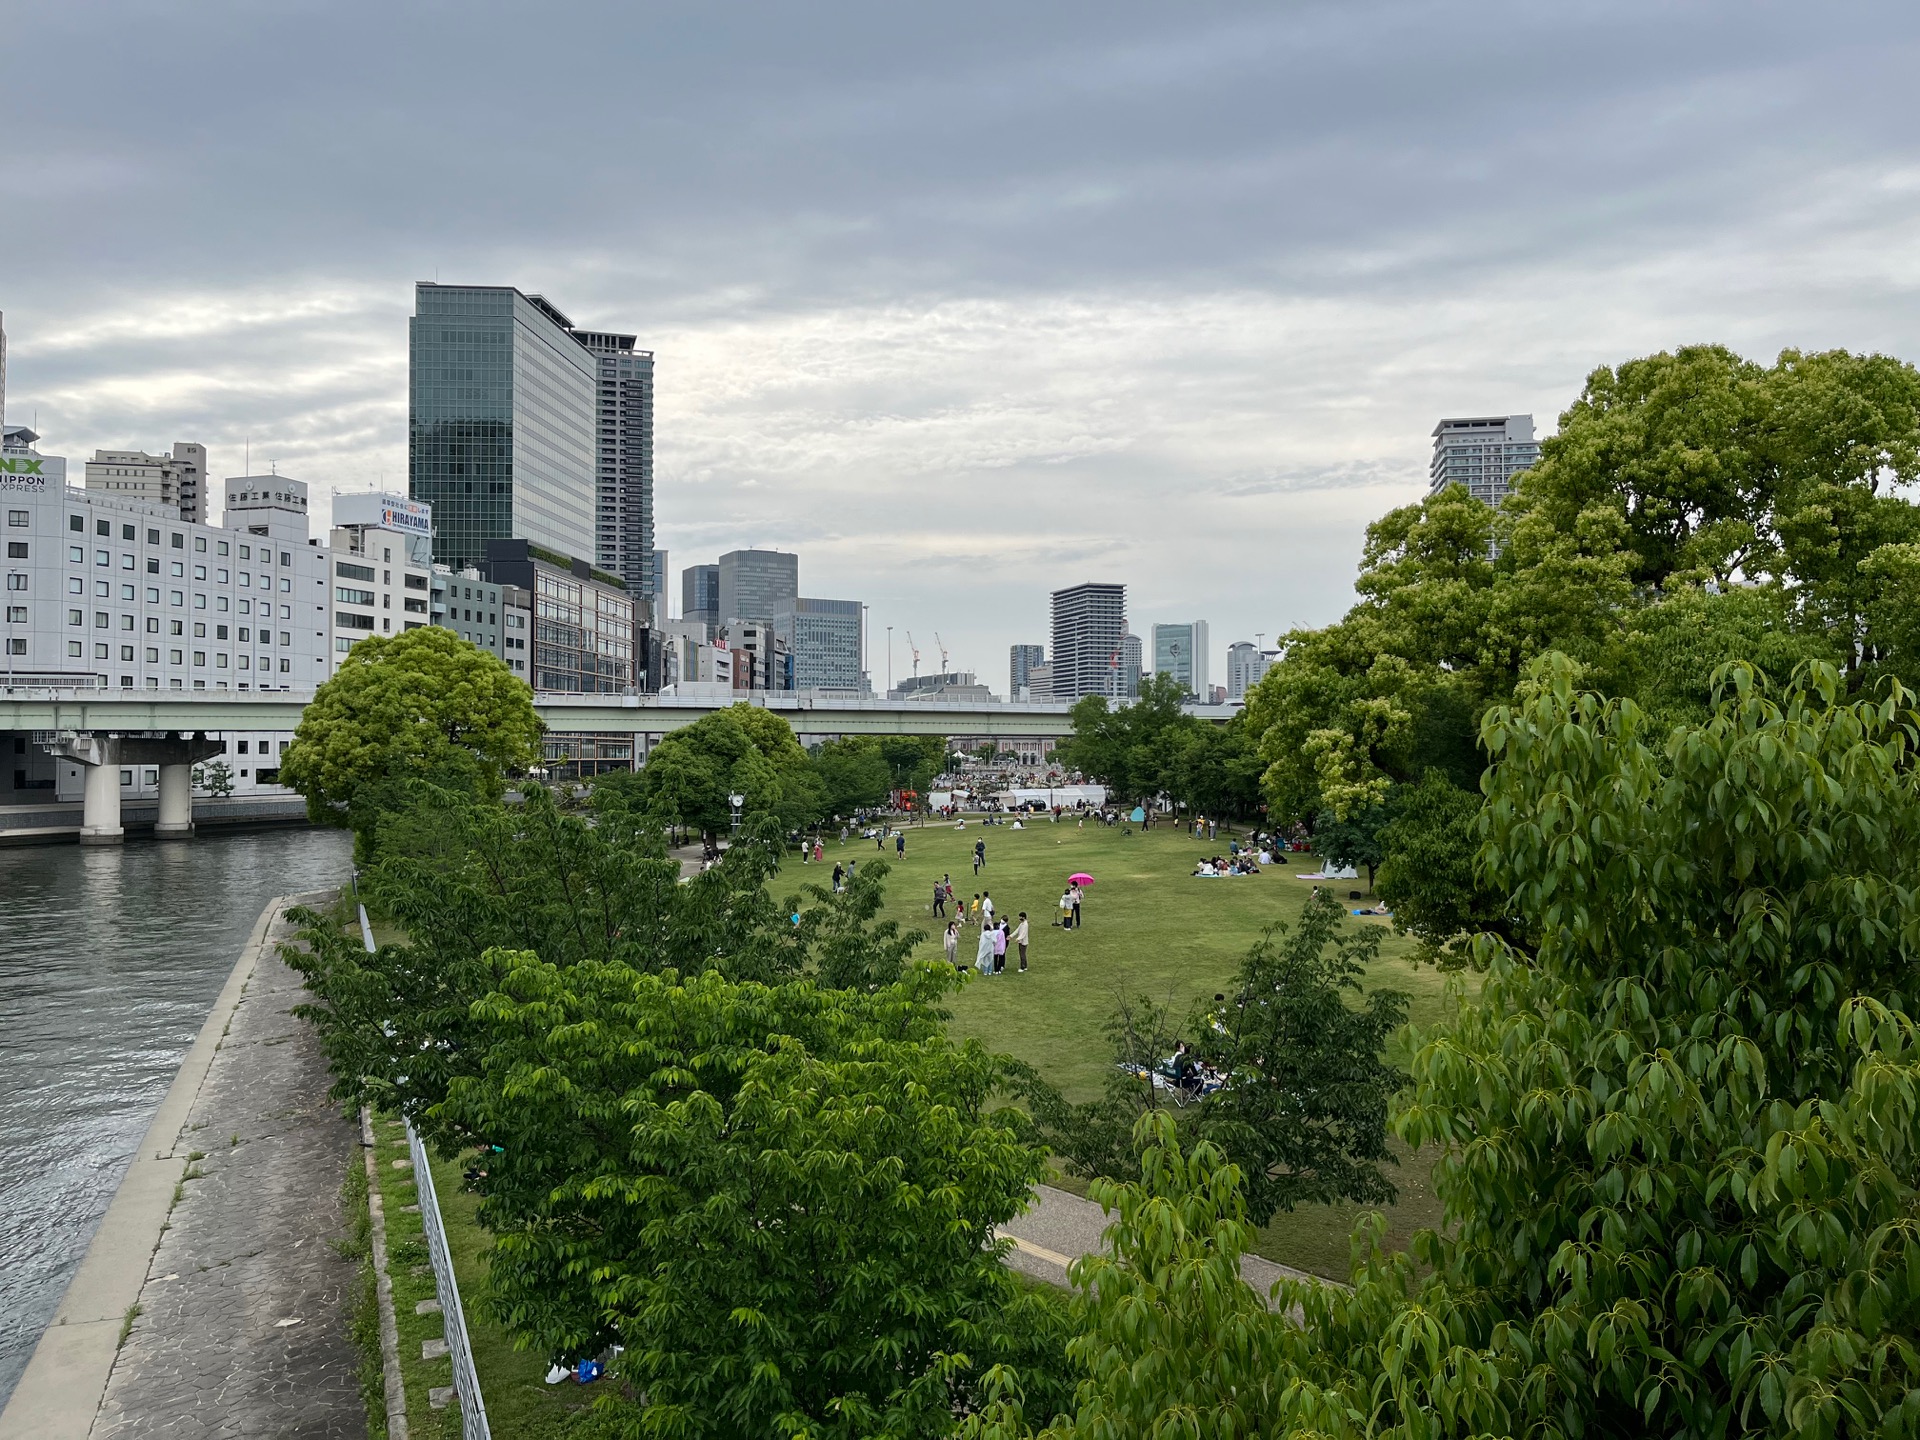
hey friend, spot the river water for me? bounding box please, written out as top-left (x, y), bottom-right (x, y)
top-left (0, 827), bottom-right (354, 1407)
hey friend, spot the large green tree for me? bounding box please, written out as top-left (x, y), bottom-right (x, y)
top-left (279, 626), bottom-right (541, 847)
top-left (446, 959), bottom-right (1070, 1438)
top-left (1016, 892), bottom-right (1406, 1227)
top-left (634, 704), bottom-right (826, 840)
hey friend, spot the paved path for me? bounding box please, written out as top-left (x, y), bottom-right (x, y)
top-left (90, 899), bottom-right (366, 1439)
top-left (999, 1183), bottom-right (1317, 1306)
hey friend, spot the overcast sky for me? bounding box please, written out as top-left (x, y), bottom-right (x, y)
top-left (4, 1), bottom-right (1918, 692)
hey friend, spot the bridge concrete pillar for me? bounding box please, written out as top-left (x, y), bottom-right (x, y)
top-left (155, 762), bottom-right (194, 838)
top-left (80, 745), bottom-right (124, 845)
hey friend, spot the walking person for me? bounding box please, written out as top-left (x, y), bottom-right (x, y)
top-left (895, 831), bottom-right (906, 857)
top-left (1015, 912), bottom-right (1029, 971)
top-left (975, 920), bottom-right (996, 976)
top-left (970, 893), bottom-right (982, 927)
top-left (943, 920), bottom-right (960, 969)
top-left (992, 919), bottom-right (1009, 974)
top-left (933, 879), bottom-right (947, 918)
top-left (832, 862), bottom-right (845, 893)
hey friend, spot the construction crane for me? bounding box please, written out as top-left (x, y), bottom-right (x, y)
top-left (904, 631), bottom-right (922, 678)
top-left (934, 633), bottom-right (950, 675)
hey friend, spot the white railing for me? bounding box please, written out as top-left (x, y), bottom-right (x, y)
top-left (407, 1119), bottom-right (491, 1440)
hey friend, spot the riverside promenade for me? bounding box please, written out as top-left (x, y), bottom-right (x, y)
top-left (0, 894), bottom-right (367, 1440)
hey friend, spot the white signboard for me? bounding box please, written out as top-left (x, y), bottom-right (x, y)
top-left (334, 490), bottom-right (431, 536)
top-left (0, 452), bottom-right (65, 491)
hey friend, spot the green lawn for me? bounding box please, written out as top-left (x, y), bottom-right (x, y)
top-left (781, 818), bottom-right (1469, 1280)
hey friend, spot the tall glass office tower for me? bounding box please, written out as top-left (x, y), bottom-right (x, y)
top-left (409, 284), bottom-right (599, 571)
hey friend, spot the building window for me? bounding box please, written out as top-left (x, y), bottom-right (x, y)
top-left (96, 550), bottom-right (109, 566)
top-left (337, 561), bottom-right (375, 581)
top-left (68, 546), bottom-right (83, 563)
top-left (94, 611), bottom-right (108, 627)
top-left (6, 542), bottom-right (26, 559)
top-left (195, 537), bottom-right (206, 552)
top-left (193, 651), bottom-right (206, 666)
top-left (5, 574), bottom-right (26, 592)
top-left (120, 645), bottom-right (134, 661)
top-left (216, 653), bottom-right (228, 668)
top-left (170, 649), bottom-right (183, 663)
top-left (69, 515), bottom-right (83, 532)
top-left (147, 528), bottom-right (159, 545)
top-left (145, 647), bottom-right (159, 662)
top-left (4, 638), bottom-right (22, 656)
top-left (7, 511), bottom-right (27, 527)
top-left (217, 542), bottom-right (228, 556)
top-left (336, 587), bottom-right (375, 605)
top-left (96, 519), bottom-right (110, 537)
top-left (171, 533), bottom-right (184, 549)
top-left (68, 641), bottom-right (82, 657)
top-left (5, 605), bottom-right (24, 622)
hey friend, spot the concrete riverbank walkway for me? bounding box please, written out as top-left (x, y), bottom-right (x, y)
top-left (0, 895), bottom-right (367, 1440)
top-left (999, 1182), bottom-right (1317, 1303)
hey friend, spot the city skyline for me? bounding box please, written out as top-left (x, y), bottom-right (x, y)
top-left (6, 4), bottom-right (1919, 684)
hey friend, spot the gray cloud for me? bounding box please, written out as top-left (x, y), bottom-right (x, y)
top-left (3, 0), bottom-right (1919, 685)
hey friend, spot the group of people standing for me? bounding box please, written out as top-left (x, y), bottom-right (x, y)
top-left (945, 908), bottom-right (1029, 975)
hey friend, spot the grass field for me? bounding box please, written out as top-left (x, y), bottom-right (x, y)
top-left (779, 817), bottom-right (1470, 1279)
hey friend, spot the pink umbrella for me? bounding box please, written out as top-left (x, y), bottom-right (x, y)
top-left (1069, 872), bottom-right (1095, 886)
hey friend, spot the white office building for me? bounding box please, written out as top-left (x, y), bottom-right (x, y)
top-left (1225, 640), bottom-right (1275, 699)
top-left (325, 491), bottom-right (437, 671)
top-left (1, 470), bottom-right (331, 694)
top-left (1428, 415), bottom-right (1540, 507)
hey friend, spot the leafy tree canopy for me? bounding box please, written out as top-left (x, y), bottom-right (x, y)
top-left (279, 626), bottom-right (541, 844)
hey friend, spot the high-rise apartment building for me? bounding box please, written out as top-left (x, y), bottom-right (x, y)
top-left (1120, 633), bottom-right (1142, 699)
top-left (681, 563), bottom-right (719, 637)
top-left (409, 283), bottom-right (599, 571)
top-left (775, 597), bottom-right (865, 693)
top-left (1428, 415), bottom-right (1540, 507)
top-left (84, 444), bottom-right (209, 523)
top-left (1049, 583), bottom-right (1127, 700)
top-left (648, 548), bottom-right (669, 618)
top-left (1225, 640), bottom-right (1275, 699)
top-left (1152, 620), bottom-right (1210, 700)
top-left (717, 548), bottom-right (798, 628)
top-left (574, 329), bottom-right (654, 600)
top-left (1009, 643), bottom-right (1045, 699)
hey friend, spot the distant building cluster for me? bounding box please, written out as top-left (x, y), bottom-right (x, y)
top-left (1, 291), bottom-right (1543, 729)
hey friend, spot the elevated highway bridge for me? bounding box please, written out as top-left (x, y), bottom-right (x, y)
top-left (0, 687), bottom-right (1240, 843)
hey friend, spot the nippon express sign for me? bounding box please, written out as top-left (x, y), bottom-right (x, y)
top-left (0, 454), bottom-right (65, 491)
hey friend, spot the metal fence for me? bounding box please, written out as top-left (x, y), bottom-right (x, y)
top-left (408, 1118), bottom-right (491, 1440)
top-left (358, 897), bottom-right (491, 1440)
